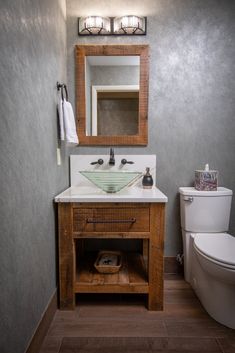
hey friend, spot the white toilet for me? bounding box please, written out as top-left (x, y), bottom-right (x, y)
top-left (179, 187), bottom-right (235, 329)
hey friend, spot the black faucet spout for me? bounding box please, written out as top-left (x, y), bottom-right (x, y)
top-left (109, 148), bottom-right (115, 166)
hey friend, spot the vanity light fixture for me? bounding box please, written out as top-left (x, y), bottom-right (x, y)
top-left (78, 16), bottom-right (146, 36)
top-left (78, 16), bottom-right (111, 35)
top-left (114, 16), bottom-right (146, 34)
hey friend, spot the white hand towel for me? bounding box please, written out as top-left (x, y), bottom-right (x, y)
top-left (57, 98), bottom-right (79, 144)
top-left (63, 100), bottom-right (79, 144)
top-left (58, 98), bottom-right (65, 141)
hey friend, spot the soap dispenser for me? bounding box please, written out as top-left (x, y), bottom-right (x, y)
top-left (142, 167), bottom-right (153, 189)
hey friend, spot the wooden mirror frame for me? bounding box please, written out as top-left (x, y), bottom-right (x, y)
top-left (75, 44), bottom-right (149, 146)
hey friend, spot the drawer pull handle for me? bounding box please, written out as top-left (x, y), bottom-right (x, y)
top-left (86, 218), bottom-right (136, 224)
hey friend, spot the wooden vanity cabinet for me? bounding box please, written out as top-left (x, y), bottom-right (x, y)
top-left (58, 202), bottom-right (165, 311)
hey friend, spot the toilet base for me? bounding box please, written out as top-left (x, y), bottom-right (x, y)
top-left (191, 248), bottom-right (235, 329)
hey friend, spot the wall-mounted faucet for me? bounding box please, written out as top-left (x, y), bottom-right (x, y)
top-left (109, 148), bottom-right (115, 166)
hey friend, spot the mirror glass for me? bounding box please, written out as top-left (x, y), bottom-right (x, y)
top-left (85, 56), bottom-right (140, 136)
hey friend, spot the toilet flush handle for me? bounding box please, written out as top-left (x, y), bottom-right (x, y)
top-left (184, 196), bottom-right (194, 202)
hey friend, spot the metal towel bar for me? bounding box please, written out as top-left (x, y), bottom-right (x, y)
top-left (57, 81), bottom-right (68, 101)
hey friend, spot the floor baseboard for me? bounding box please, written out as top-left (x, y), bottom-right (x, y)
top-left (164, 256), bottom-right (183, 274)
top-left (25, 289), bottom-right (57, 353)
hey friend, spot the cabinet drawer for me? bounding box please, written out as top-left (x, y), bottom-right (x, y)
top-left (73, 207), bottom-right (150, 233)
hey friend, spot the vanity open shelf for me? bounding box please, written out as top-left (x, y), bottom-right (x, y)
top-left (75, 251), bottom-right (148, 294)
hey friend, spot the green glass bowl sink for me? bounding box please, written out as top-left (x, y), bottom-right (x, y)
top-left (79, 170), bottom-right (142, 193)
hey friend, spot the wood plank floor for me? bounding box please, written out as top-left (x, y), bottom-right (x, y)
top-left (39, 275), bottom-right (235, 353)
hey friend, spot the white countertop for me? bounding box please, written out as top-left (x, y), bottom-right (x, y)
top-left (54, 185), bottom-right (168, 203)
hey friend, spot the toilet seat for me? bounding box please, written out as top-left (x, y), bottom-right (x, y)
top-left (194, 233), bottom-right (235, 269)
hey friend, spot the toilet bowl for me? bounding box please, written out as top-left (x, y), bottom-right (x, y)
top-left (191, 233), bottom-right (235, 329)
top-left (179, 187), bottom-right (235, 328)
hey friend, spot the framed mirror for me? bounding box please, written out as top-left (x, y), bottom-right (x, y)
top-left (75, 45), bottom-right (149, 145)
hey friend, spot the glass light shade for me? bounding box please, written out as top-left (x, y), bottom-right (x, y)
top-left (79, 16), bottom-right (111, 35)
top-left (114, 16), bottom-right (146, 34)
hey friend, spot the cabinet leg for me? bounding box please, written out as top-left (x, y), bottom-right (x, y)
top-left (59, 293), bottom-right (75, 310)
top-left (59, 239), bottom-right (76, 310)
top-left (148, 203), bottom-right (165, 311)
top-left (148, 249), bottom-right (163, 310)
top-left (58, 203), bottom-right (75, 310)
top-left (148, 253), bottom-right (163, 311)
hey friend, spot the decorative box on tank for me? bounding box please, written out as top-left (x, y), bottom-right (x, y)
top-left (195, 164), bottom-right (218, 191)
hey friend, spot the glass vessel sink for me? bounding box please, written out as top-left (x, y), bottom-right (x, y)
top-left (79, 170), bottom-right (142, 193)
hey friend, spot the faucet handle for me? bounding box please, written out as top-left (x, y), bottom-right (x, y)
top-left (90, 159), bottom-right (104, 165)
top-left (121, 159), bottom-right (134, 165)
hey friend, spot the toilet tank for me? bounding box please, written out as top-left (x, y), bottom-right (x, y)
top-left (179, 187), bottom-right (232, 233)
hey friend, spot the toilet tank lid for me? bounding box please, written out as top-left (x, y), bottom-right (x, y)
top-left (179, 187), bottom-right (233, 196)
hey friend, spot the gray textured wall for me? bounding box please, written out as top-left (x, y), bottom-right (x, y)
top-left (0, 1), bottom-right (68, 352)
top-left (67, 0), bottom-right (235, 255)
